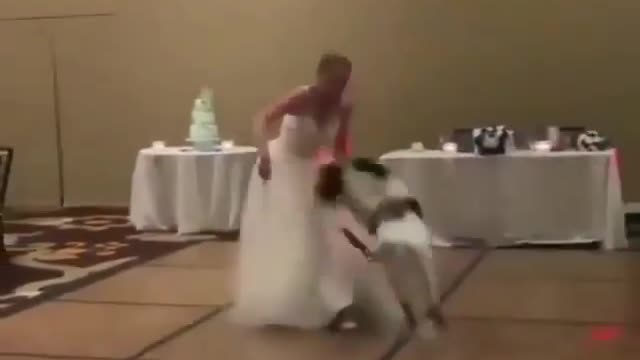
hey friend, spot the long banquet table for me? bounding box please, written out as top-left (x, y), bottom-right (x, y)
top-left (380, 149), bottom-right (627, 250)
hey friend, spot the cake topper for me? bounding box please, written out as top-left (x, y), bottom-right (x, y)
top-left (195, 86), bottom-right (214, 111)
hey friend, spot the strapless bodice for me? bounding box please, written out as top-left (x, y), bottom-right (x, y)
top-left (272, 114), bottom-right (339, 158)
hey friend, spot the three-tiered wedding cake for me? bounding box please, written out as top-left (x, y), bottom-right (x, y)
top-left (188, 87), bottom-right (220, 151)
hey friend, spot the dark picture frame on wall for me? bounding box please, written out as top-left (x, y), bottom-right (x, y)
top-left (0, 147), bottom-right (14, 256)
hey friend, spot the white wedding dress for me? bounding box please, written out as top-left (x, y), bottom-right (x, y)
top-left (231, 112), bottom-right (364, 329)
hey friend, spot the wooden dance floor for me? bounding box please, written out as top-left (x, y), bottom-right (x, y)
top-left (2, 225), bottom-right (640, 359)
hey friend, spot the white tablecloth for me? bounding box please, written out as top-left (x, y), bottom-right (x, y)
top-left (380, 150), bottom-right (627, 250)
top-left (130, 146), bottom-right (257, 234)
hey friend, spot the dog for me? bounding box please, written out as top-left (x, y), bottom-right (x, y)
top-left (316, 158), bottom-right (445, 337)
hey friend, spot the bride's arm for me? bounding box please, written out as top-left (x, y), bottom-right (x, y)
top-left (253, 87), bottom-right (308, 158)
top-left (334, 103), bottom-right (353, 163)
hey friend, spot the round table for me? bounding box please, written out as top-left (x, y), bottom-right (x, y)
top-left (129, 146), bottom-right (257, 234)
top-left (380, 149), bottom-right (627, 250)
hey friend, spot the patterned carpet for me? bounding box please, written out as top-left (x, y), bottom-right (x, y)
top-left (1, 208), bottom-right (215, 317)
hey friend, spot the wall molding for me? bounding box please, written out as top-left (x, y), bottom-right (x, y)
top-left (62, 202), bottom-right (128, 208)
top-left (6, 202), bottom-right (127, 211)
top-left (0, 0), bottom-right (117, 21)
top-left (5, 203), bottom-right (62, 214)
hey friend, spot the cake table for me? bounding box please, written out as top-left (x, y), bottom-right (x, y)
top-left (129, 146), bottom-right (257, 234)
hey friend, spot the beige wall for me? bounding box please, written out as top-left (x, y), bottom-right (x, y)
top-left (0, 21), bottom-right (59, 207)
top-left (1, 0), bottom-right (640, 207)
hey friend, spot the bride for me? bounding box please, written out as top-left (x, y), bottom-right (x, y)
top-left (231, 53), bottom-right (362, 329)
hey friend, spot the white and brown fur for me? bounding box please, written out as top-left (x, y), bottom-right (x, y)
top-left (316, 158), bottom-right (445, 336)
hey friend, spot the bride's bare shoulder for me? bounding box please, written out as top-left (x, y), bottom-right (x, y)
top-left (290, 85), bottom-right (314, 102)
top-left (274, 86), bottom-right (312, 116)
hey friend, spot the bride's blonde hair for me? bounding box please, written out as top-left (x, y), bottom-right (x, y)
top-left (317, 52), bottom-right (352, 75)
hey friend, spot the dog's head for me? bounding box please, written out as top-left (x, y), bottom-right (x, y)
top-left (316, 157), bottom-right (390, 204)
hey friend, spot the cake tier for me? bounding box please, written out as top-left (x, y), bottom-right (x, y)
top-left (189, 123), bottom-right (219, 142)
top-left (192, 110), bottom-right (215, 125)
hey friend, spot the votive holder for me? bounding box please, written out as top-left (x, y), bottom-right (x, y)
top-left (442, 142), bottom-right (458, 153)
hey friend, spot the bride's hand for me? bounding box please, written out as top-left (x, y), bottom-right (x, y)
top-left (258, 155), bottom-right (271, 181)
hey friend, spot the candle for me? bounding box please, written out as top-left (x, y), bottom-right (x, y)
top-left (547, 126), bottom-right (560, 147)
top-left (152, 140), bottom-right (166, 149)
top-left (533, 140), bottom-right (552, 152)
top-left (411, 142), bottom-right (425, 151)
top-left (442, 142), bottom-right (458, 153)
top-left (221, 140), bottom-right (234, 149)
